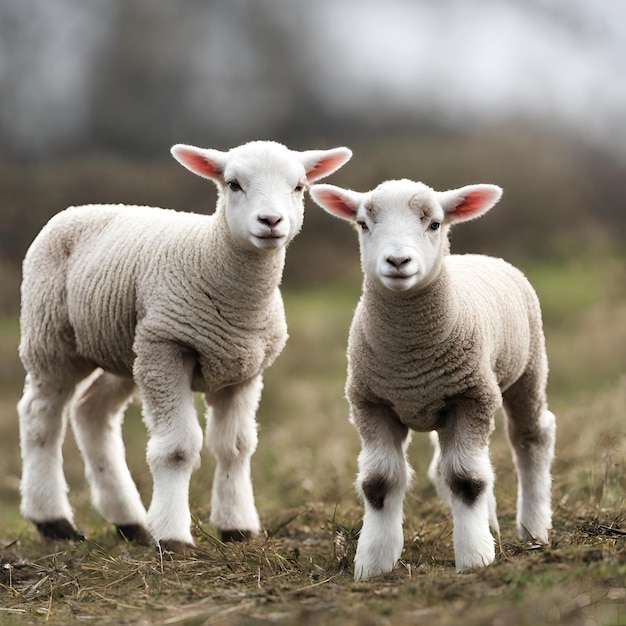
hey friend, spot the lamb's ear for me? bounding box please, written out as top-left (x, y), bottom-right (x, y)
top-left (309, 184), bottom-right (364, 222)
top-left (170, 144), bottom-right (226, 182)
top-left (437, 184), bottom-right (503, 224)
top-left (298, 147), bottom-right (352, 183)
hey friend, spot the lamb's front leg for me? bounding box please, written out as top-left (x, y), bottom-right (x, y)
top-left (205, 375), bottom-right (263, 541)
top-left (352, 402), bottom-right (412, 581)
top-left (428, 430), bottom-right (500, 538)
top-left (437, 410), bottom-right (497, 571)
top-left (134, 342), bottom-right (203, 551)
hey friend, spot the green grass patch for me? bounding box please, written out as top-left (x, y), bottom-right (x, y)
top-left (522, 253), bottom-right (626, 327)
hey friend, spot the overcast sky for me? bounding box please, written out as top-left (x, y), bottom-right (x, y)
top-left (1, 0), bottom-right (625, 161)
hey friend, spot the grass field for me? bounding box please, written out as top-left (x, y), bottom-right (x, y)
top-left (0, 253), bottom-right (625, 625)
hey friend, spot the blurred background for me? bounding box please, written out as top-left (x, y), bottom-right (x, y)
top-left (1, 0), bottom-right (625, 312)
top-left (0, 0), bottom-right (625, 553)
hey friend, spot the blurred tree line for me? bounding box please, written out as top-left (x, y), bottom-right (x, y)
top-left (0, 1), bottom-right (624, 315)
top-left (1, 124), bottom-right (624, 315)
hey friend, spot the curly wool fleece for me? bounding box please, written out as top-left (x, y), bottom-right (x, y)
top-left (20, 204), bottom-right (287, 389)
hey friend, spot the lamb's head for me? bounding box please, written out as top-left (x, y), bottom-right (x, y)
top-left (171, 141), bottom-right (352, 252)
top-left (310, 179), bottom-right (502, 292)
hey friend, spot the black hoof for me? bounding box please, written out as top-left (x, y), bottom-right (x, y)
top-left (157, 539), bottom-right (195, 555)
top-left (35, 519), bottom-right (84, 541)
top-left (220, 529), bottom-right (252, 543)
top-left (116, 524), bottom-right (154, 546)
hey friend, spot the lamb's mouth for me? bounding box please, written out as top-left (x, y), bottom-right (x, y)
top-left (252, 233), bottom-right (287, 248)
top-left (381, 273), bottom-right (417, 291)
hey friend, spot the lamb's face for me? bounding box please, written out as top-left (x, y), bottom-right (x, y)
top-left (310, 179), bottom-right (503, 293)
top-left (221, 144), bottom-right (308, 252)
top-left (357, 181), bottom-right (447, 292)
top-left (170, 141), bottom-right (352, 253)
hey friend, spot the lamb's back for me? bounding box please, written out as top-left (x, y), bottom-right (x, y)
top-left (445, 254), bottom-right (543, 391)
top-left (20, 204), bottom-right (211, 376)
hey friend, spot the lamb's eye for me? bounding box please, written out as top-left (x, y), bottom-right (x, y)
top-left (357, 220), bottom-right (369, 232)
top-left (294, 184), bottom-right (304, 192)
top-left (429, 221), bottom-right (441, 231)
top-left (227, 180), bottom-right (242, 192)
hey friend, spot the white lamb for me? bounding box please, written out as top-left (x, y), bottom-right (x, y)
top-left (310, 179), bottom-right (556, 581)
top-left (17, 140), bottom-right (352, 551)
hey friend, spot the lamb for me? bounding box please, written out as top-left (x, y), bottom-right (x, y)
top-left (17, 140), bottom-right (352, 551)
top-left (309, 179), bottom-right (556, 581)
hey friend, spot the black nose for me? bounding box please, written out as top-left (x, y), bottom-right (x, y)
top-left (258, 214), bottom-right (282, 227)
top-left (386, 255), bottom-right (411, 269)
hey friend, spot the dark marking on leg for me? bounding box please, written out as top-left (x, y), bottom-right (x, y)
top-left (449, 475), bottom-right (485, 506)
top-left (220, 529), bottom-right (252, 543)
top-left (362, 475), bottom-right (389, 510)
top-left (35, 519), bottom-right (84, 541)
top-left (168, 450), bottom-right (187, 465)
top-left (116, 524), bottom-right (154, 546)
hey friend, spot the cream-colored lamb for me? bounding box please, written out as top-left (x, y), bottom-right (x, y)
top-left (310, 179), bottom-right (555, 581)
top-left (18, 140), bottom-right (351, 551)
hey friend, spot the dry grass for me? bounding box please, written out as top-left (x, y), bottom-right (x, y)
top-left (0, 254), bottom-right (625, 625)
top-left (2, 496), bottom-right (626, 625)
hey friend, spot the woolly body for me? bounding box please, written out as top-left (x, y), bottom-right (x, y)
top-left (348, 254), bottom-right (545, 431)
top-left (21, 204), bottom-right (286, 389)
top-left (310, 179), bottom-right (555, 581)
top-left (18, 141), bottom-right (352, 549)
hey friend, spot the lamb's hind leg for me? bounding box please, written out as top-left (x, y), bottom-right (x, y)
top-left (69, 369), bottom-right (151, 545)
top-left (205, 375), bottom-right (263, 542)
top-left (503, 371), bottom-right (555, 544)
top-left (18, 372), bottom-right (84, 540)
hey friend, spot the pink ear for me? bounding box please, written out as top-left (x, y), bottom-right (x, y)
top-left (299, 148), bottom-right (352, 183)
top-left (437, 184), bottom-right (502, 223)
top-left (309, 184), bottom-right (362, 221)
top-left (170, 144), bottom-right (225, 181)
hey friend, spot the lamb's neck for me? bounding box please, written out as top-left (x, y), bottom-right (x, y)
top-left (361, 265), bottom-right (460, 349)
top-left (201, 210), bottom-right (286, 311)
